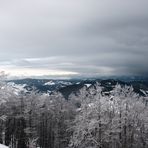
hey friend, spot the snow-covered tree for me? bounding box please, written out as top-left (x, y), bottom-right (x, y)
top-left (70, 84), bottom-right (148, 148)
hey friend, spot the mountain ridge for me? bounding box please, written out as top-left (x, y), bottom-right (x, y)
top-left (7, 77), bottom-right (148, 99)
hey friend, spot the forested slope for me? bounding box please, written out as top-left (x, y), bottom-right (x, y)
top-left (0, 75), bottom-right (148, 148)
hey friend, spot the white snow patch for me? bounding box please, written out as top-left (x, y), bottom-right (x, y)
top-left (76, 108), bottom-right (81, 112)
top-left (85, 84), bottom-right (92, 88)
top-left (7, 82), bottom-right (27, 95)
top-left (44, 81), bottom-right (55, 86)
top-left (58, 81), bottom-right (72, 85)
top-left (76, 82), bottom-right (80, 84)
top-left (8, 82), bottom-right (26, 90)
top-left (0, 144), bottom-right (8, 148)
top-left (103, 91), bottom-right (110, 95)
top-left (88, 103), bottom-right (94, 108)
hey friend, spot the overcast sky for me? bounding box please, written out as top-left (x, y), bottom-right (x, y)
top-left (0, 0), bottom-right (148, 78)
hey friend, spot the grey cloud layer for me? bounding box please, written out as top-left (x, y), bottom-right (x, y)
top-left (0, 0), bottom-right (148, 76)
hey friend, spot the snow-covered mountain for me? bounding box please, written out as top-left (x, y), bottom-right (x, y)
top-left (7, 79), bottom-right (75, 95)
top-left (7, 78), bottom-right (148, 99)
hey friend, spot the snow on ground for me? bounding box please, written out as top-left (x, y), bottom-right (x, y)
top-left (44, 81), bottom-right (55, 86)
top-left (76, 82), bottom-right (80, 84)
top-left (58, 81), bottom-right (72, 85)
top-left (0, 144), bottom-right (8, 148)
top-left (7, 82), bottom-right (27, 95)
top-left (8, 82), bottom-right (26, 90)
top-left (85, 84), bottom-right (92, 88)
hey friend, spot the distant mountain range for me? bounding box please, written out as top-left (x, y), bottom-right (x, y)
top-left (7, 77), bottom-right (148, 99)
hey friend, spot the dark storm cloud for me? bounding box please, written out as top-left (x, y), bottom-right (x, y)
top-left (0, 0), bottom-right (148, 77)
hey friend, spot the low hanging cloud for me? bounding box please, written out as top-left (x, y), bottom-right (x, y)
top-left (0, 0), bottom-right (148, 77)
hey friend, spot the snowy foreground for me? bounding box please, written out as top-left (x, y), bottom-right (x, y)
top-left (0, 144), bottom-right (8, 148)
